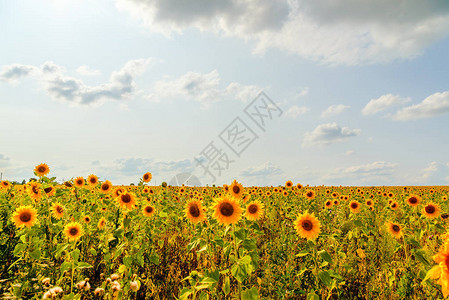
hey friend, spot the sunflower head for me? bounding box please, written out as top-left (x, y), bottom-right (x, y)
top-left (1, 180), bottom-right (10, 190)
top-left (304, 190), bottom-right (316, 200)
top-left (98, 217), bottom-right (106, 229)
top-left (74, 177), bottom-right (85, 188)
top-left (212, 195), bottom-right (242, 225)
top-left (406, 195), bottom-right (421, 207)
top-left (34, 163), bottom-right (50, 177)
top-left (349, 201), bottom-right (360, 213)
top-left (325, 200), bottom-right (333, 208)
top-left (100, 180), bottom-right (113, 193)
top-left (83, 216), bottom-right (91, 224)
top-left (285, 180), bottom-right (293, 188)
top-left (27, 182), bottom-right (42, 201)
top-left (296, 183), bottom-right (303, 190)
top-left (12, 205), bottom-right (38, 228)
top-left (51, 202), bottom-right (64, 219)
top-left (185, 200), bottom-right (206, 223)
top-left (87, 175), bottom-right (99, 187)
top-left (390, 201), bottom-right (399, 210)
top-left (142, 172), bottom-right (152, 183)
top-left (294, 212), bottom-right (321, 240)
top-left (386, 221), bottom-right (402, 239)
top-left (229, 180), bottom-right (244, 199)
top-left (423, 202), bottom-right (440, 219)
top-left (117, 192), bottom-right (136, 210)
top-left (142, 204), bottom-right (156, 217)
top-left (245, 200), bottom-right (264, 221)
top-left (64, 222), bottom-right (84, 242)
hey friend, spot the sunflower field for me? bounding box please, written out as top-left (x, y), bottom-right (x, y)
top-left (1, 164), bottom-right (449, 299)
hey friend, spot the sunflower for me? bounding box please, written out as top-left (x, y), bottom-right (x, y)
top-left (349, 201), bottom-right (360, 213)
top-left (294, 212), bottom-right (321, 240)
top-left (406, 195), bottom-right (421, 207)
top-left (64, 222), bottom-right (84, 242)
top-left (117, 192), bottom-right (136, 210)
top-left (100, 180), bottom-right (113, 193)
top-left (27, 182), bottom-right (42, 201)
top-left (83, 215), bottom-right (91, 224)
top-left (304, 190), bottom-right (316, 200)
top-left (223, 184), bottom-right (229, 193)
top-left (245, 200), bottom-right (264, 221)
top-left (113, 187), bottom-right (126, 198)
top-left (423, 202), bottom-right (440, 218)
top-left (51, 202), bottom-right (64, 219)
top-left (44, 186), bottom-right (56, 197)
top-left (390, 201), bottom-right (399, 210)
top-left (98, 217), bottom-right (106, 229)
top-left (325, 200), bottom-right (333, 208)
top-left (1, 180), bottom-right (10, 189)
top-left (365, 199), bottom-right (373, 207)
top-left (74, 177), bottom-right (84, 188)
top-left (185, 200), bottom-right (206, 223)
top-left (34, 163), bottom-right (50, 177)
top-left (386, 221), bottom-right (402, 239)
top-left (428, 240), bottom-right (449, 298)
top-left (285, 180), bottom-right (293, 188)
top-left (12, 205), bottom-right (38, 228)
top-left (142, 204), bottom-right (156, 217)
top-left (87, 175), bottom-right (99, 187)
top-left (243, 194), bottom-right (251, 204)
top-left (229, 180), bottom-right (244, 199)
top-left (296, 183), bottom-right (303, 190)
top-left (212, 195), bottom-right (242, 225)
top-left (142, 172), bottom-right (152, 183)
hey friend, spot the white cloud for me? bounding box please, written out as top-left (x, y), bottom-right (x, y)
top-left (117, 0), bottom-right (449, 65)
top-left (148, 70), bottom-right (261, 108)
top-left (285, 105), bottom-right (309, 118)
top-left (392, 91), bottom-right (449, 120)
top-left (421, 161), bottom-right (438, 180)
top-left (322, 161), bottom-right (398, 183)
top-left (0, 59), bottom-right (153, 106)
top-left (362, 94), bottom-right (410, 115)
top-left (0, 64), bottom-right (38, 83)
top-left (302, 122), bottom-right (360, 147)
top-left (344, 150), bottom-right (355, 156)
top-left (76, 65), bottom-right (101, 76)
top-left (321, 104), bottom-right (349, 118)
top-left (240, 162), bottom-right (282, 177)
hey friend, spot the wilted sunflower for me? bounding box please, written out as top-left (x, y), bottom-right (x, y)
top-left (185, 200), bottom-right (206, 223)
top-left (285, 180), bottom-right (293, 188)
top-left (44, 186), bottom-right (56, 197)
top-left (27, 182), bottom-right (42, 201)
top-left (117, 192), bottom-right (136, 210)
top-left (229, 180), bottom-right (244, 199)
top-left (87, 174), bottom-right (99, 187)
top-left (74, 177), bottom-right (84, 188)
top-left (406, 195), bottom-right (421, 207)
top-left (294, 212), bottom-right (321, 240)
top-left (51, 202), bottom-right (64, 219)
top-left (349, 201), bottom-right (360, 213)
top-left (100, 180), bottom-right (113, 193)
top-left (64, 222), bottom-right (83, 242)
top-left (212, 196), bottom-right (242, 225)
top-left (142, 204), bottom-right (156, 217)
top-left (304, 190), bottom-right (316, 200)
top-left (98, 217), bottom-right (106, 229)
top-left (245, 200), bottom-right (264, 221)
top-left (12, 205), bottom-right (38, 228)
top-left (34, 163), bottom-right (50, 177)
top-left (142, 172), bottom-right (152, 183)
top-left (386, 221), bottom-right (402, 239)
top-left (423, 202), bottom-right (440, 218)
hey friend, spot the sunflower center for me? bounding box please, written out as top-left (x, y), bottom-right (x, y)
top-left (77, 180), bottom-right (83, 185)
top-left (301, 220), bottom-right (313, 231)
top-left (248, 204), bottom-right (259, 214)
top-left (351, 203), bottom-right (358, 209)
top-left (307, 192), bottom-right (313, 197)
top-left (44, 187), bottom-right (52, 193)
top-left (85, 217), bottom-right (90, 222)
top-left (145, 206), bottom-right (153, 213)
top-left (90, 178), bottom-right (97, 184)
top-left (38, 166), bottom-right (46, 173)
top-left (189, 204), bottom-right (200, 217)
top-left (144, 174), bottom-right (149, 180)
top-left (56, 206), bottom-right (64, 213)
top-left (425, 205), bottom-right (436, 214)
top-left (233, 185), bottom-right (240, 194)
top-left (20, 212), bottom-right (32, 222)
top-left (69, 227), bottom-right (78, 236)
top-left (409, 197), bottom-right (417, 204)
top-left (392, 225), bottom-right (400, 232)
top-left (121, 194), bottom-right (131, 203)
top-left (219, 202), bottom-right (234, 217)
top-left (102, 184), bottom-right (109, 191)
top-left (32, 186), bottom-right (39, 194)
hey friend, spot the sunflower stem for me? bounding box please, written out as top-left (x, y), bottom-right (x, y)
top-left (232, 224), bottom-right (242, 300)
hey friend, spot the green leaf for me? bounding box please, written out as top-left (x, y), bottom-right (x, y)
top-left (307, 292), bottom-right (319, 300)
top-left (242, 239), bottom-right (257, 251)
top-left (89, 248), bottom-right (97, 256)
top-left (241, 287), bottom-right (259, 300)
top-left (200, 277), bottom-right (217, 284)
top-left (318, 270), bottom-right (332, 287)
top-left (118, 264), bottom-right (127, 274)
top-left (197, 245), bottom-right (208, 253)
top-left (318, 250), bottom-right (333, 264)
top-left (13, 243), bottom-right (27, 257)
top-left (194, 284), bottom-right (210, 291)
top-left (149, 253), bottom-right (160, 265)
top-left (413, 249), bottom-right (430, 266)
top-left (123, 256), bottom-right (133, 267)
top-left (30, 248), bottom-right (41, 260)
top-left (60, 261), bottom-right (72, 275)
top-left (71, 249), bottom-right (80, 262)
top-left (234, 228), bottom-right (247, 241)
top-left (223, 276), bottom-right (230, 295)
top-left (76, 262), bottom-right (93, 269)
top-left (295, 250), bottom-right (309, 257)
top-left (179, 288), bottom-right (193, 300)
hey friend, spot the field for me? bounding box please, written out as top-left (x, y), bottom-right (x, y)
top-left (1, 165), bottom-right (449, 299)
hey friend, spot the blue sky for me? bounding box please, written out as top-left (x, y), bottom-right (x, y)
top-left (1, 0), bottom-right (449, 186)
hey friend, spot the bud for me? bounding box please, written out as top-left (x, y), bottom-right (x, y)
top-left (130, 280), bottom-right (139, 291)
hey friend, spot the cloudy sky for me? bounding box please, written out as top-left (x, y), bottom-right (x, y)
top-left (1, 0), bottom-right (449, 186)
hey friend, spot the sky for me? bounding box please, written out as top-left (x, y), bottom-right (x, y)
top-left (1, 0), bottom-right (449, 187)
